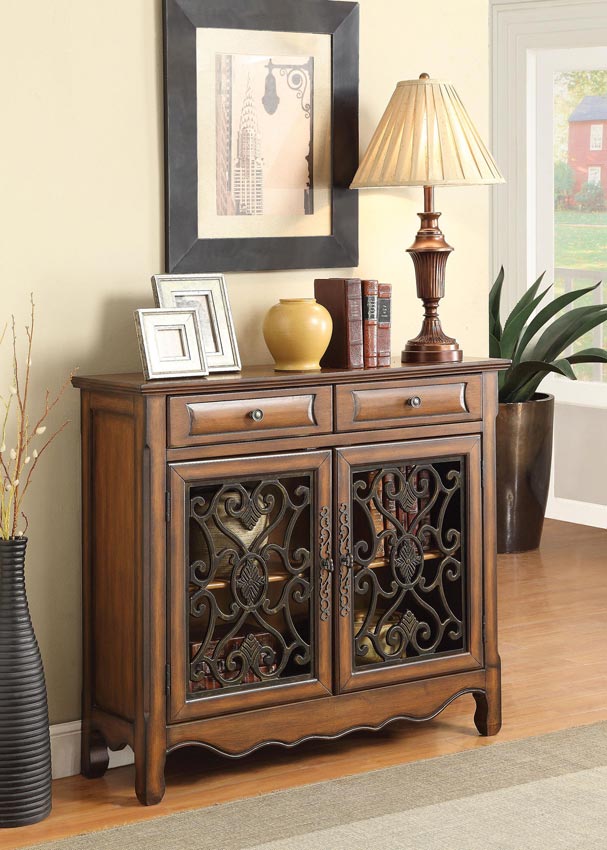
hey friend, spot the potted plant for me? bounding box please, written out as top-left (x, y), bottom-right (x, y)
top-left (489, 268), bottom-right (607, 554)
top-left (0, 298), bottom-right (73, 827)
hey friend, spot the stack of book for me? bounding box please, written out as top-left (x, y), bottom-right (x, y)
top-left (314, 278), bottom-right (392, 369)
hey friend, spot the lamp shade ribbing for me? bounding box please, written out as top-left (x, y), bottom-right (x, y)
top-left (351, 76), bottom-right (505, 188)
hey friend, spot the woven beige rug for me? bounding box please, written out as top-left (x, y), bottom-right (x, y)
top-left (30, 722), bottom-right (607, 850)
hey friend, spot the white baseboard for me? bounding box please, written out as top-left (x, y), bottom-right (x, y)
top-left (50, 721), bottom-right (134, 780)
top-left (546, 495), bottom-right (607, 529)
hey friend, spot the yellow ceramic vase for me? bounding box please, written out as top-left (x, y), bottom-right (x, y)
top-left (262, 298), bottom-right (333, 371)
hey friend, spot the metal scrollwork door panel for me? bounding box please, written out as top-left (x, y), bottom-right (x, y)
top-left (168, 451), bottom-right (332, 722)
top-left (335, 436), bottom-right (483, 693)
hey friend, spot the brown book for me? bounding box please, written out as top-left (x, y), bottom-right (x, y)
top-left (365, 470), bottom-right (385, 558)
top-left (314, 278), bottom-right (363, 369)
top-left (362, 279), bottom-right (379, 368)
top-left (396, 465), bottom-right (417, 534)
top-left (382, 472), bottom-right (397, 557)
top-left (377, 283), bottom-right (392, 367)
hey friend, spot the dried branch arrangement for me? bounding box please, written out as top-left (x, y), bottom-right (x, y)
top-left (0, 296), bottom-right (75, 540)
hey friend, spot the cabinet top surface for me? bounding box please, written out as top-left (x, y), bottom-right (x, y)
top-left (72, 358), bottom-right (510, 395)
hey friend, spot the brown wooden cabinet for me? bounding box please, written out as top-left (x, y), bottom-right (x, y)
top-left (74, 359), bottom-right (507, 805)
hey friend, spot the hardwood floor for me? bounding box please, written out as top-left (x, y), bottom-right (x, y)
top-left (3, 519), bottom-right (606, 849)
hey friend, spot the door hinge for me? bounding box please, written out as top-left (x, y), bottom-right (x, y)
top-left (165, 491), bottom-right (171, 523)
top-left (165, 663), bottom-right (171, 696)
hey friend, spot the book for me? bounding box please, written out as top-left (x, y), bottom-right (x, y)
top-left (382, 472), bottom-right (397, 558)
top-left (377, 283), bottom-right (392, 367)
top-left (314, 278), bottom-right (364, 369)
top-left (362, 279), bottom-right (379, 368)
top-left (365, 470), bottom-right (385, 558)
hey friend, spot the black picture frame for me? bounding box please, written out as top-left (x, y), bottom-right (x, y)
top-left (163, 0), bottom-right (359, 274)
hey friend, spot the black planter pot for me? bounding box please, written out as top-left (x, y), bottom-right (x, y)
top-left (496, 393), bottom-right (555, 555)
top-left (0, 537), bottom-right (52, 827)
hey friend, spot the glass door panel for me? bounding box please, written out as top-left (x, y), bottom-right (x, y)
top-left (336, 437), bottom-right (483, 693)
top-left (351, 459), bottom-right (466, 667)
top-left (188, 473), bottom-right (314, 691)
top-left (169, 451), bottom-right (332, 722)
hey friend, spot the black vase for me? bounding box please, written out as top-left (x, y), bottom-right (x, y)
top-left (0, 537), bottom-right (52, 827)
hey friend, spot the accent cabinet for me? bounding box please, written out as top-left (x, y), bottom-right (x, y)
top-left (73, 359), bottom-right (507, 805)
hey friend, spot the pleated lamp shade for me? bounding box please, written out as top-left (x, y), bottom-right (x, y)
top-left (351, 75), bottom-right (504, 188)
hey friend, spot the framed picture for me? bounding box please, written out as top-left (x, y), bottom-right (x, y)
top-left (134, 308), bottom-right (209, 380)
top-left (163, 0), bottom-right (359, 274)
top-left (152, 273), bottom-right (241, 372)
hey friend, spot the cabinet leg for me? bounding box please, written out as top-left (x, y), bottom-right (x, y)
top-left (135, 749), bottom-right (166, 806)
top-left (473, 666), bottom-right (502, 737)
top-left (81, 728), bottom-right (110, 779)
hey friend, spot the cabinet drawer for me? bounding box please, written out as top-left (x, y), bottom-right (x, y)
top-left (169, 386), bottom-right (333, 447)
top-left (335, 375), bottom-right (482, 431)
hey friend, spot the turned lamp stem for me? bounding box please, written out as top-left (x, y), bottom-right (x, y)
top-left (401, 184), bottom-right (463, 363)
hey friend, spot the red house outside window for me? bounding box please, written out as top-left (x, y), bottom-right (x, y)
top-left (568, 95), bottom-right (607, 193)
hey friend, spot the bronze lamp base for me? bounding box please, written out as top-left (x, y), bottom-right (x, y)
top-left (401, 186), bottom-right (463, 364)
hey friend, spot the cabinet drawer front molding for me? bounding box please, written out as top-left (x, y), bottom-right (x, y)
top-left (169, 386), bottom-right (333, 447)
top-left (336, 375), bottom-right (482, 432)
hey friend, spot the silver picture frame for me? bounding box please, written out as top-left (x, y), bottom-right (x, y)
top-left (134, 308), bottom-right (209, 380)
top-left (151, 273), bottom-right (241, 372)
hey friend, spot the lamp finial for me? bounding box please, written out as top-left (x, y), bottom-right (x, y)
top-left (419, 72), bottom-right (430, 80)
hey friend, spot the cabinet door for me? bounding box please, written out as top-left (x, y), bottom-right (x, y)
top-left (335, 436), bottom-right (483, 692)
top-left (168, 451), bottom-right (332, 722)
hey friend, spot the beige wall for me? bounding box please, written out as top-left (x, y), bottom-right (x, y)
top-left (0, 0), bottom-right (491, 724)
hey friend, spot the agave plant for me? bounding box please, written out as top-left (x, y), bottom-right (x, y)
top-left (489, 268), bottom-right (607, 403)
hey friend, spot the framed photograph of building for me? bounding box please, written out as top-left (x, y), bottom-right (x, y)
top-left (134, 309), bottom-right (209, 380)
top-left (152, 273), bottom-right (241, 372)
top-left (163, 0), bottom-right (359, 274)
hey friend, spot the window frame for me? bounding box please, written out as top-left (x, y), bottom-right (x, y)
top-left (590, 123), bottom-right (604, 151)
top-left (588, 165), bottom-right (602, 185)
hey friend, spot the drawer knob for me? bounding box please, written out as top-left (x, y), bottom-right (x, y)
top-left (249, 408), bottom-right (264, 422)
top-left (407, 396), bottom-right (422, 408)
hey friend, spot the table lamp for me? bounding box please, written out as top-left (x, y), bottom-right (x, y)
top-left (351, 73), bottom-right (504, 363)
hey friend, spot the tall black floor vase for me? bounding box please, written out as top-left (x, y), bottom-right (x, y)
top-left (0, 538), bottom-right (52, 827)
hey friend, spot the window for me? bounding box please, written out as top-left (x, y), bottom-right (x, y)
top-left (553, 75), bottom-right (605, 384)
top-left (590, 123), bottom-right (604, 150)
top-left (492, 20), bottom-right (607, 393)
top-left (588, 165), bottom-right (602, 185)
top-left (492, 2), bottom-right (607, 527)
